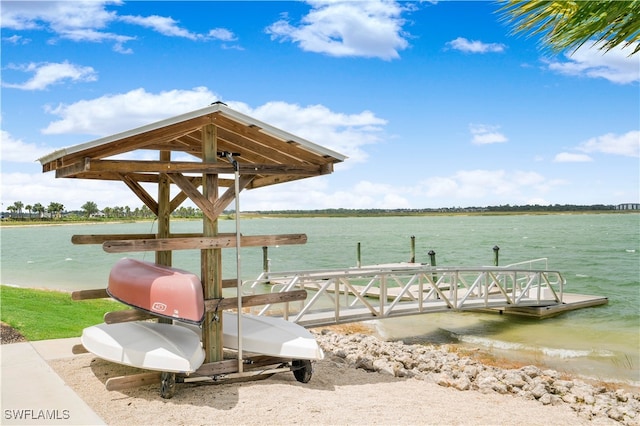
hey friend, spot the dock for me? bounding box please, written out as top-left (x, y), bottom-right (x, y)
top-left (246, 261), bottom-right (609, 326)
top-left (478, 292), bottom-right (609, 318)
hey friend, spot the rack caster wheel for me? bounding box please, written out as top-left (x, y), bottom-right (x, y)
top-left (160, 372), bottom-right (176, 399)
top-left (292, 359), bottom-right (312, 383)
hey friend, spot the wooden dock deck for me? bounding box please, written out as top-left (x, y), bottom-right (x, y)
top-left (476, 292), bottom-right (609, 318)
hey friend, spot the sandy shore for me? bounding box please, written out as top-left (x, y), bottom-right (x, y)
top-left (50, 353), bottom-right (615, 426)
top-left (47, 326), bottom-right (638, 426)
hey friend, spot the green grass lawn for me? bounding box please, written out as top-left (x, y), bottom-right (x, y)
top-left (1, 285), bottom-right (127, 340)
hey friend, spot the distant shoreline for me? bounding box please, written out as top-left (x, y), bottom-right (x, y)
top-left (1, 209), bottom-right (637, 228)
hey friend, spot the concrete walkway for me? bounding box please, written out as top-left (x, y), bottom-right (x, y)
top-left (1, 338), bottom-right (105, 425)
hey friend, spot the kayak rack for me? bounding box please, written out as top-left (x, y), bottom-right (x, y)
top-left (41, 104), bottom-right (346, 399)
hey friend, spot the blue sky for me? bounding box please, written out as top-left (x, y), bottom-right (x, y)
top-left (1, 0), bottom-right (639, 212)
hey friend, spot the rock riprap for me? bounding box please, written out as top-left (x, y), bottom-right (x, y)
top-left (314, 330), bottom-right (639, 426)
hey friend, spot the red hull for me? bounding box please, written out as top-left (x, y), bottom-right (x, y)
top-left (108, 258), bottom-right (204, 324)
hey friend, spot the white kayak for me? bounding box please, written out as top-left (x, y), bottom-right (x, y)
top-left (225, 312), bottom-right (324, 360)
top-left (181, 313), bottom-right (324, 361)
top-left (81, 322), bottom-right (205, 373)
top-left (82, 313), bottom-right (322, 374)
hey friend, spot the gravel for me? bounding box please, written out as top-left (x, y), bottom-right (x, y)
top-left (1, 322), bottom-right (27, 344)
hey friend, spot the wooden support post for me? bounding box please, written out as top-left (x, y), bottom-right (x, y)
top-left (156, 151), bottom-right (172, 268)
top-left (157, 151), bottom-right (172, 326)
top-left (202, 123), bottom-right (223, 363)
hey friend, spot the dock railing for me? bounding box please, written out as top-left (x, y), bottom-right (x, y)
top-left (242, 263), bottom-right (565, 327)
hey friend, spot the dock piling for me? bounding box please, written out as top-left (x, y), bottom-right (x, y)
top-left (410, 236), bottom-right (416, 263)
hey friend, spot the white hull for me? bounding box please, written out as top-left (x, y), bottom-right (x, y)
top-left (81, 322), bottom-right (205, 373)
top-left (180, 313), bottom-right (324, 361)
top-left (82, 314), bottom-right (322, 373)
top-left (224, 313), bottom-right (324, 360)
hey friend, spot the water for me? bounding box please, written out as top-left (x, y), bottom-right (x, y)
top-left (1, 214), bottom-right (638, 385)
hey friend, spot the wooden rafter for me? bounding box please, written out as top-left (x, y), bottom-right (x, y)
top-left (119, 173), bottom-right (159, 215)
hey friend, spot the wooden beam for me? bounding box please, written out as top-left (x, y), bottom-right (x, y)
top-left (84, 159), bottom-right (324, 176)
top-left (168, 172), bottom-right (219, 221)
top-left (71, 289), bottom-right (109, 300)
top-left (72, 232), bottom-right (231, 245)
top-left (104, 309), bottom-right (156, 324)
top-left (170, 176), bottom-right (202, 212)
top-left (192, 360), bottom-right (239, 377)
top-left (203, 289), bottom-right (307, 312)
top-left (105, 373), bottom-right (162, 392)
top-left (120, 173), bottom-right (159, 215)
top-left (55, 158), bottom-right (89, 178)
top-left (103, 290), bottom-right (308, 324)
top-left (212, 175), bottom-right (254, 218)
top-left (102, 234), bottom-right (307, 253)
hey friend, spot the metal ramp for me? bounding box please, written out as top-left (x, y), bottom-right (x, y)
top-left (242, 260), bottom-right (565, 327)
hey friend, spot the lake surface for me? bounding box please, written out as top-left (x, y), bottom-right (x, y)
top-left (1, 213), bottom-right (638, 385)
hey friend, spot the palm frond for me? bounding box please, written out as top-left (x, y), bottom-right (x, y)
top-left (498, 0), bottom-right (640, 56)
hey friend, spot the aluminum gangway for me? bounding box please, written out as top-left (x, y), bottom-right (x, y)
top-left (242, 260), bottom-right (565, 327)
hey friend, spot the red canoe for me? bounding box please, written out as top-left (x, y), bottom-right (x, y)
top-left (107, 258), bottom-right (204, 324)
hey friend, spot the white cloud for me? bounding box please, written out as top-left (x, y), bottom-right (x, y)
top-left (553, 152), bottom-right (593, 162)
top-left (446, 37), bottom-right (506, 54)
top-left (40, 88), bottom-right (386, 163)
top-left (578, 130), bottom-right (640, 158)
top-left (265, 0), bottom-right (410, 60)
top-left (0, 0), bottom-right (118, 31)
top-left (469, 124), bottom-right (508, 145)
top-left (546, 41), bottom-right (640, 84)
top-left (2, 35), bottom-right (29, 44)
top-left (208, 28), bottom-right (237, 42)
top-left (2, 61), bottom-right (97, 91)
top-left (118, 15), bottom-right (200, 40)
top-left (0, 0), bottom-right (228, 53)
top-left (0, 130), bottom-right (52, 162)
top-left (42, 86), bottom-right (219, 135)
top-left (230, 101), bottom-right (387, 162)
top-left (420, 169), bottom-right (553, 201)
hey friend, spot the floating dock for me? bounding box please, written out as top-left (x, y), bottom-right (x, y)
top-left (252, 262), bottom-right (609, 325)
top-left (478, 292), bottom-right (609, 319)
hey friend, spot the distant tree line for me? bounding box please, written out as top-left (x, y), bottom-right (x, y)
top-left (247, 204), bottom-right (622, 216)
top-left (1, 201), bottom-right (631, 222)
top-left (1, 200), bottom-right (205, 221)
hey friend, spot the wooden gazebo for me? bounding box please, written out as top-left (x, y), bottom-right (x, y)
top-left (39, 102), bottom-right (346, 395)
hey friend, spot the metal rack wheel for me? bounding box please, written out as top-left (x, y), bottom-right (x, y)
top-left (292, 359), bottom-right (312, 383)
top-left (160, 372), bottom-right (176, 399)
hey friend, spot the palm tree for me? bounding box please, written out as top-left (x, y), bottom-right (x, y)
top-left (33, 203), bottom-right (45, 219)
top-left (47, 202), bottom-right (64, 219)
top-left (13, 201), bottom-right (24, 220)
top-left (6, 205), bottom-right (17, 219)
top-left (25, 205), bottom-right (33, 220)
top-left (81, 201), bottom-right (99, 218)
top-left (499, 1), bottom-right (640, 56)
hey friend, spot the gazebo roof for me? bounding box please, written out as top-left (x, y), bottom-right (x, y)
top-left (39, 102), bottom-right (346, 190)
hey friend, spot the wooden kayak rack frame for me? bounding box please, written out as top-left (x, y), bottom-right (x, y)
top-left (70, 231), bottom-right (311, 398)
top-left (37, 105), bottom-right (346, 398)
